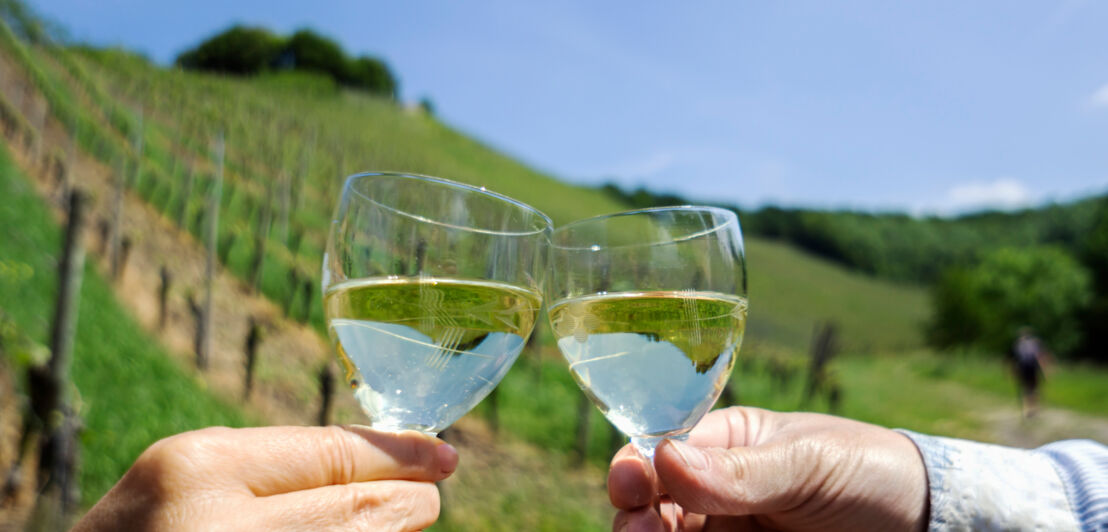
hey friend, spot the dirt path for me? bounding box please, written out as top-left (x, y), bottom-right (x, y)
top-left (979, 405), bottom-right (1108, 448)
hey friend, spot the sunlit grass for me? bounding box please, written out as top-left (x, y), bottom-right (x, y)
top-left (0, 145), bottom-right (250, 506)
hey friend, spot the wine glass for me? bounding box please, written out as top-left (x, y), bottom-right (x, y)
top-left (547, 206), bottom-right (747, 458)
top-left (322, 172), bottom-right (551, 435)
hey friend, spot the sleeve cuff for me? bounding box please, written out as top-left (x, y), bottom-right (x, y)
top-left (895, 429), bottom-right (1079, 532)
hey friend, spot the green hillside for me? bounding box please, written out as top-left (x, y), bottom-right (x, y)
top-left (54, 47), bottom-right (929, 354)
top-left (2, 30), bottom-right (936, 405)
top-left (0, 143), bottom-right (249, 507)
top-left (745, 238), bottom-right (927, 353)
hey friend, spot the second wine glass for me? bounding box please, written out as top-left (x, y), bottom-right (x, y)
top-left (547, 206), bottom-right (747, 458)
top-left (322, 172), bottom-right (551, 435)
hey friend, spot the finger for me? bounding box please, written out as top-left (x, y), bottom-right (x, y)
top-left (657, 499), bottom-right (685, 531)
top-left (654, 438), bottom-right (802, 517)
top-left (612, 507), bottom-right (665, 532)
top-left (152, 426), bottom-right (457, 496)
top-left (681, 510), bottom-right (708, 531)
top-left (250, 480), bottom-right (439, 531)
top-left (608, 444), bottom-right (660, 510)
top-left (686, 407), bottom-right (771, 448)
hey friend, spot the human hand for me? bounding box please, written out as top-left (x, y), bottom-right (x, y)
top-left (608, 407), bottom-right (927, 531)
top-left (73, 425), bottom-right (458, 532)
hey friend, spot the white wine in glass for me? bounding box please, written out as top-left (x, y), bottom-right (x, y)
top-left (323, 173), bottom-right (551, 435)
top-left (548, 207), bottom-right (747, 458)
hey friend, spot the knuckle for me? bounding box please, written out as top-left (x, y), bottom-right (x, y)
top-left (350, 486), bottom-right (388, 514)
top-left (324, 426), bottom-right (360, 484)
top-left (784, 437), bottom-right (831, 508)
top-left (141, 427), bottom-right (231, 475)
top-left (352, 484), bottom-right (438, 532)
top-left (718, 448), bottom-right (749, 483)
top-left (686, 449), bottom-right (750, 514)
top-left (129, 430), bottom-right (219, 495)
top-left (140, 436), bottom-right (192, 473)
top-left (397, 433), bottom-right (428, 466)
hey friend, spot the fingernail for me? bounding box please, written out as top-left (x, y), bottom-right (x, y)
top-left (437, 442), bottom-right (458, 474)
top-left (668, 440), bottom-right (707, 471)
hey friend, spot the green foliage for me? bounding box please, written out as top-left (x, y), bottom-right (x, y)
top-left (1078, 205), bottom-right (1108, 358)
top-left (281, 29), bottom-right (346, 79)
top-left (175, 25), bottom-right (397, 98)
top-left (928, 246), bottom-right (1092, 357)
top-left (0, 0), bottom-right (50, 44)
top-left (418, 97), bottom-right (436, 115)
top-left (926, 269), bottom-right (982, 349)
top-left (600, 182), bottom-right (1106, 284)
top-left (346, 55), bottom-right (396, 99)
top-left (175, 25), bottom-right (283, 75)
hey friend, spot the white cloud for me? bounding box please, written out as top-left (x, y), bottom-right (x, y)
top-left (588, 151), bottom-right (678, 184)
top-left (944, 178), bottom-right (1035, 212)
top-left (1092, 82), bottom-right (1108, 108)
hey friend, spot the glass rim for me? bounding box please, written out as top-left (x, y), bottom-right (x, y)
top-left (552, 205), bottom-right (739, 250)
top-left (343, 172), bottom-right (553, 237)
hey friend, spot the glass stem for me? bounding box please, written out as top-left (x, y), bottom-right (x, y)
top-left (631, 433), bottom-right (689, 461)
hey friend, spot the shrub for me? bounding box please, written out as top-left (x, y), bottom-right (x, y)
top-left (928, 246), bottom-right (1092, 357)
top-left (176, 26), bottom-right (397, 99)
top-left (176, 25), bottom-right (283, 75)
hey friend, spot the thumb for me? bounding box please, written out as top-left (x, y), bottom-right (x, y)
top-left (654, 439), bottom-right (807, 517)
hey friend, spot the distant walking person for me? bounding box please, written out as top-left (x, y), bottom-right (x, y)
top-left (1012, 328), bottom-right (1048, 418)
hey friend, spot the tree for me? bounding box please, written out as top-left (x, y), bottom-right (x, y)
top-left (279, 30), bottom-right (347, 80)
top-left (347, 56), bottom-right (397, 99)
top-left (927, 246), bottom-right (1092, 357)
top-left (175, 25), bottom-right (282, 75)
top-left (1078, 199), bottom-right (1108, 359)
top-left (175, 26), bottom-right (398, 99)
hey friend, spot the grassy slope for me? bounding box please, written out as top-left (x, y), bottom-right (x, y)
top-left (0, 144), bottom-right (249, 506)
top-left (745, 238), bottom-right (929, 353)
top-left (67, 51), bottom-right (930, 355)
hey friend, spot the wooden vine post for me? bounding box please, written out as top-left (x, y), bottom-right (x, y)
top-left (157, 266), bottom-right (171, 331)
top-left (175, 162), bottom-right (195, 228)
top-left (29, 189), bottom-right (87, 528)
top-left (199, 133), bottom-right (224, 371)
top-left (107, 156), bottom-right (124, 279)
top-left (802, 321), bottom-right (838, 407)
top-left (131, 108), bottom-right (144, 194)
top-left (31, 96), bottom-right (45, 167)
top-left (249, 190), bottom-right (272, 293)
top-left (243, 318), bottom-right (260, 400)
top-left (318, 363), bottom-right (334, 426)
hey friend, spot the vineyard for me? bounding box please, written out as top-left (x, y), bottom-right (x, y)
top-left (2, 9), bottom-right (1108, 532)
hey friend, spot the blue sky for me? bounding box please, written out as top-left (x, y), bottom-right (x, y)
top-left (34, 1), bottom-right (1108, 214)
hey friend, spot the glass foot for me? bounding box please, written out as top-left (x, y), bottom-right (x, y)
top-left (368, 422), bottom-right (440, 437)
top-left (631, 433), bottom-right (689, 461)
